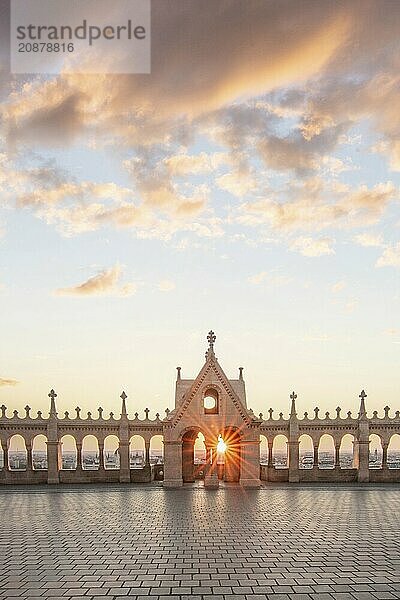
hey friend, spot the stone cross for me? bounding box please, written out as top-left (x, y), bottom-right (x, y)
top-left (207, 330), bottom-right (216, 349)
top-left (120, 391), bottom-right (127, 401)
top-left (144, 408), bottom-right (150, 419)
top-left (359, 390), bottom-right (367, 400)
top-left (290, 391), bottom-right (297, 401)
top-left (48, 389), bottom-right (57, 401)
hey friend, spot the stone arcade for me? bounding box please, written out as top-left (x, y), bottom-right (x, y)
top-left (1, 332), bottom-right (399, 487)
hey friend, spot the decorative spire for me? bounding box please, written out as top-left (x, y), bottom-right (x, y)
top-left (120, 391), bottom-right (128, 418)
top-left (176, 367), bottom-right (181, 381)
top-left (48, 389), bottom-right (57, 418)
top-left (290, 391), bottom-right (297, 418)
top-left (239, 367), bottom-right (244, 380)
top-left (205, 330), bottom-right (216, 360)
top-left (358, 389), bottom-right (367, 418)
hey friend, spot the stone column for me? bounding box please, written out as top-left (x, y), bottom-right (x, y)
top-left (288, 440), bottom-right (300, 483)
top-left (46, 441), bottom-right (61, 484)
top-left (267, 440), bottom-right (273, 467)
top-left (382, 442), bottom-right (388, 470)
top-left (335, 443), bottom-right (341, 469)
top-left (76, 442), bottom-right (83, 471)
top-left (313, 443), bottom-right (319, 469)
top-left (145, 440), bottom-right (151, 467)
top-left (98, 443), bottom-right (105, 471)
top-left (26, 441), bottom-right (33, 472)
top-left (239, 436), bottom-right (261, 488)
top-left (2, 441), bottom-right (8, 471)
top-left (204, 442), bottom-right (219, 489)
top-left (163, 440), bottom-right (183, 488)
top-left (119, 441), bottom-right (130, 483)
top-left (356, 440), bottom-right (370, 483)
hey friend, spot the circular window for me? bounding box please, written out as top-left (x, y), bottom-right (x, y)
top-left (204, 395), bottom-right (217, 410)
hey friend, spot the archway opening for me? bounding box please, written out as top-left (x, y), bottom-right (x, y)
top-left (299, 434), bottom-right (313, 469)
top-left (388, 434), bottom-right (400, 469)
top-left (339, 434), bottom-right (354, 469)
top-left (150, 435), bottom-right (164, 465)
top-left (222, 427), bottom-right (241, 482)
top-left (203, 388), bottom-right (219, 415)
top-left (182, 429), bottom-right (201, 483)
top-left (260, 435), bottom-right (268, 465)
top-left (104, 435), bottom-right (120, 469)
top-left (369, 434), bottom-right (383, 468)
top-left (130, 435), bottom-right (145, 469)
top-left (318, 434), bottom-right (335, 469)
top-left (8, 435), bottom-right (27, 470)
top-left (32, 435), bottom-right (48, 470)
top-left (61, 435), bottom-right (77, 470)
top-left (82, 435), bottom-right (99, 470)
top-left (272, 435), bottom-right (288, 469)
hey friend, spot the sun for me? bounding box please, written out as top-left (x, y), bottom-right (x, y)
top-left (216, 434), bottom-right (227, 454)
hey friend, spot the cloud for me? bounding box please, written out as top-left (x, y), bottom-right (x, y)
top-left (290, 236), bottom-right (335, 257)
top-left (376, 242), bottom-right (400, 268)
top-left (55, 265), bottom-right (137, 296)
top-left (0, 378), bottom-right (18, 387)
top-left (157, 280), bottom-right (176, 292)
top-left (248, 270), bottom-right (291, 287)
top-left (353, 232), bottom-right (385, 247)
top-left (331, 280), bottom-right (346, 293)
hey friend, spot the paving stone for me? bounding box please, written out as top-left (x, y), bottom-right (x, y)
top-left (0, 484), bottom-right (400, 600)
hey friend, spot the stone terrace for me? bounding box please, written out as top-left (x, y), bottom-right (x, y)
top-left (0, 484), bottom-right (400, 600)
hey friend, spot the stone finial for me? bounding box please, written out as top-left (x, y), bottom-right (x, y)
top-left (259, 412), bottom-right (263, 420)
top-left (165, 407), bottom-right (170, 418)
top-left (37, 410), bottom-right (42, 419)
top-left (155, 412), bottom-right (160, 420)
top-left (373, 410), bottom-right (378, 418)
top-left (64, 411), bottom-right (69, 419)
top-left (75, 406), bottom-right (81, 419)
top-left (239, 367), bottom-right (244, 380)
top-left (358, 389), bottom-right (367, 418)
top-left (109, 411), bottom-right (114, 419)
top-left (0, 405), bottom-right (6, 418)
top-left (304, 411), bottom-right (308, 419)
top-left (325, 411), bottom-right (330, 419)
top-left (48, 389), bottom-right (57, 418)
top-left (13, 410), bottom-right (18, 418)
top-left (396, 410), bottom-right (400, 419)
top-left (336, 406), bottom-right (341, 418)
top-left (120, 391), bottom-right (128, 418)
top-left (268, 408), bottom-right (273, 420)
top-left (144, 407), bottom-right (150, 420)
top-left (314, 407), bottom-right (320, 419)
top-left (347, 411), bottom-right (352, 419)
top-left (176, 367), bottom-right (181, 381)
top-left (98, 407), bottom-right (103, 419)
top-left (290, 391), bottom-right (297, 418)
top-left (205, 330), bottom-right (216, 360)
top-left (384, 406), bottom-right (390, 418)
top-left (87, 411), bottom-right (92, 420)
top-left (279, 412), bottom-right (283, 419)
top-left (24, 405), bottom-right (31, 418)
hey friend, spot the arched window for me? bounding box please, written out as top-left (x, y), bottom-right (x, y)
top-left (130, 435), bottom-right (145, 468)
top-left (203, 388), bottom-right (219, 414)
top-left (299, 434), bottom-right (313, 469)
top-left (150, 435), bottom-right (163, 465)
top-left (318, 434), bottom-right (335, 469)
top-left (8, 435), bottom-right (27, 470)
top-left (388, 434), bottom-right (400, 469)
top-left (61, 435), bottom-right (77, 470)
top-left (369, 434), bottom-right (383, 468)
top-left (104, 435), bottom-right (120, 469)
top-left (339, 434), bottom-right (354, 469)
top-left (260, 435), bottom-right (268, 465)
top-left (272, 435), bottom-right (288, 468)
top-left (82, 435), bottom-right (99, 470)
top-left (32, 435), bottom-right (48, 470)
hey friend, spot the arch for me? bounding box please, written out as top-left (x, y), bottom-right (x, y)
top-left (388, 434), bottom-right (400, 469)
top-left (272, 435), bottom-right (288, 468)
top-left (129, 435), bottom-right (145, 469)
top-left (82, 435), bottom-right (99, 470)
top-left (32, 434), bottom-right (48, 470)
top-left (150, 435), bottom-right (163, 465)
top-left (260, 435), bottom-right (268, 465)
top-left (182, 428), bottom-right (203, 483)
top-left (61, 435), bottom-right (77, 470)
top-left (8, 434), bottom-right (27, 470)
top-left (104, 435), bottom-right (120, 469)
top-left (339, 434), bottom-right (354, 469)
top-left (318, 434), bottom-right (335, 469)
top-left (369, 434), bottom-right (383, 468)
top-left (299, 434), bottom-right (313, 469)
top-left (194, 431), bottom-right (206, 464)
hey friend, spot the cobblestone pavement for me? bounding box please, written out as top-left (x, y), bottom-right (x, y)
top-left (0, 484), bottom-right (400, 600)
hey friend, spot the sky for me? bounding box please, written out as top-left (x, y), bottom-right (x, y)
top-left (0, 0), bottom-right (399, 423)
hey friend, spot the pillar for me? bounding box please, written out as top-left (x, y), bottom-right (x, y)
top-left (46, 440), bottom-right (61, 484)
top-left (382, 442), bottom-right (388, 469)
top-left (239, 436), bottom-right (261, 488)
top-left (204, 443), bottom-right (219, 489)
top-left (313, 443), bottom-right (319, 469)
top-left (288, 441), bottom-right (300, 483)
top-left (356, 439), bottom-right (370, 483)
top-left (2, 441), bottom-right (8, 471)
top-left (119, 441), bottom-right (130, 483)
top-left (76, 442), bottom-right (83, 471)
top-left (267, 440), bottom-right (273, 467)
top-left (26, 442), bottom-right (33, 472)
top-left (98, 442), bottom-right (105, 470)
top-left (335, 443), bottom-right (341, 469)
top-left (145, 440), bottom-right (150, 467)
top-left (163, 440), bottom-right (183, 488)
